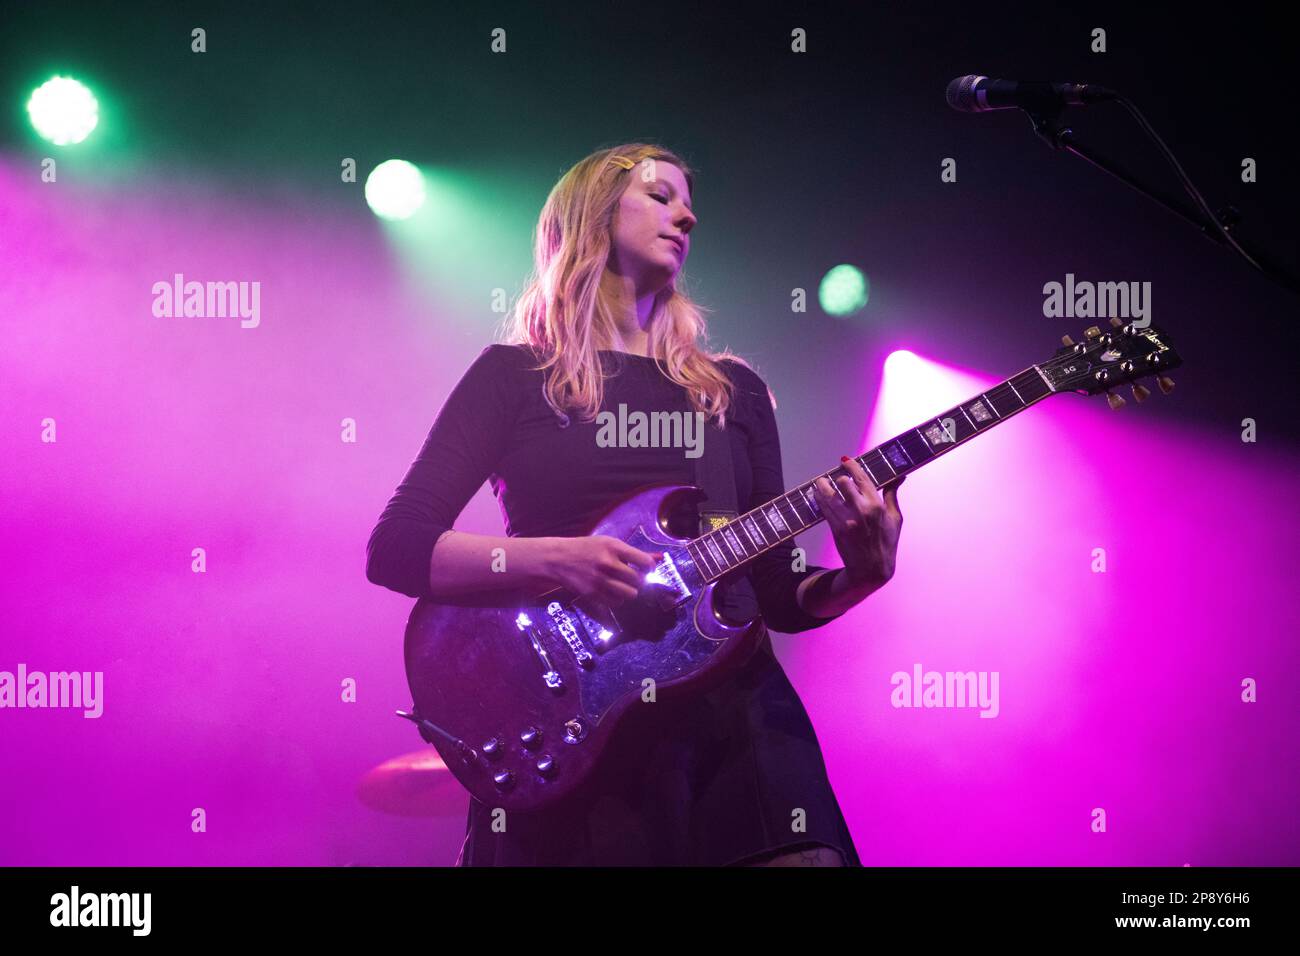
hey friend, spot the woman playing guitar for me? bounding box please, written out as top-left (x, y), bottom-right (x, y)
top-left (366, 143), bottom-right (905, 866)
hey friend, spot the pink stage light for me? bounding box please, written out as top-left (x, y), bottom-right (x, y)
top-left (779, 347), bottom-right (1300, 865)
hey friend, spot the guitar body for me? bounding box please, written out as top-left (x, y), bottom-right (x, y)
top-left (403, 482), bottom-right (765, 813)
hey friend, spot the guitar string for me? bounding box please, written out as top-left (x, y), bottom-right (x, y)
top-left (684, 375), bottom-right (1050, 578)
top-left (672, 347), bottom-right (1157, 581)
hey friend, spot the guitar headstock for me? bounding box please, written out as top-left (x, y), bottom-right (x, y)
top-left (1038, 318), bottom-right (1183, 409)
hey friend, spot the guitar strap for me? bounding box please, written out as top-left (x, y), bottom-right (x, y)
top-left (694, 418), bottom-right (739, 536)
top-left (692, 416), bottom-right (765, 630)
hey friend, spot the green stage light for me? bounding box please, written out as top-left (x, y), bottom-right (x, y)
top-left (365, 159), bottom-right (427, 221)
top-left (27, 76), bottom-right (99, 146)
top-left (819, 264), bottom-right (870, 317)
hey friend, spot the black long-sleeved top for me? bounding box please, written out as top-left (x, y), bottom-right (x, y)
top-left (366, 344), bottom-right (861, 866)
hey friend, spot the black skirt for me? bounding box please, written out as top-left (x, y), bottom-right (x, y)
top-left (454, 621), bottom-right (861, 867)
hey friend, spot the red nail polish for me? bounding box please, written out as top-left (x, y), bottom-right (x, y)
top-left (841, 455), bottom-right (850, 462)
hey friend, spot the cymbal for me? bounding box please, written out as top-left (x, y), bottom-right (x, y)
top-left (357, 749), bottom-right (464, 817)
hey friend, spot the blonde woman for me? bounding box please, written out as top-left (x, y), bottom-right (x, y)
top-left (366, 143), bottom-right (904, 866)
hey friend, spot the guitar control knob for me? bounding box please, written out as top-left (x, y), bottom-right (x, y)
top-left (493, 770), bottom-right (514, 791)
top-left (563, 719), bottom-right (587, 744)
top-left (481, 737), bottom-right (503, 759)
top-left (536, 754), bottom-right (556, 777)
top-left (520, 726), bottom-right (543, 749)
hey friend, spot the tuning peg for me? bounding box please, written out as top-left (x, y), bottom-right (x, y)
top-left (1084, 326), bottom-right (1102, 338)
top-left (1061, 334), bottom-right (1075, 347)
top-left (1157, 375), bottom-right (1175, 394)
top-left (1131, 383), bottom-right (1151, 403)
top-left (1106, 390), bottom-right (1126, 410)
top-left (1109, 317), bottom-right (1123, 328)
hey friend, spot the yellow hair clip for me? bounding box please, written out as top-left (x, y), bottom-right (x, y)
top-left (608, 154), bottom-right (636, 170)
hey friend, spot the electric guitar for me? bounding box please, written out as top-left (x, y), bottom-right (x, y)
top-left (400, 320), bottom-right (1182, 811)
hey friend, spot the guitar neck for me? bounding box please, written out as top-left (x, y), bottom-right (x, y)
top-left (687, 364), bottom-right (1056, 583)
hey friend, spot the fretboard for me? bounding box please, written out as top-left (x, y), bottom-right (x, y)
top-left (686, 365), bottom-right (1054, 582)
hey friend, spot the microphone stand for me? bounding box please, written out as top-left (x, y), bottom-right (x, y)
top-left (1024, 104), bottom-right (1299, 297)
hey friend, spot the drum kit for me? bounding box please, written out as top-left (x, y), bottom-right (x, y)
top-left (356, 747), bottom-right (463, 817)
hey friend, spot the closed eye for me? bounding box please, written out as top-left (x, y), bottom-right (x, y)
top-left (651, 193), bottom-right (668, 203)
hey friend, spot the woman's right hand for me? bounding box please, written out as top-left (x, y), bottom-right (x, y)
top-left (548, 535), bottom-right (664, 625)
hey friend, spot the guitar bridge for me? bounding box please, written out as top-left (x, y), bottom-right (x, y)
top-left (547, 601), bottom-right (594, 667)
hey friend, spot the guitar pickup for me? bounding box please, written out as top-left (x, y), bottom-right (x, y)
top-left (642, 552), bottom-right (691, 607)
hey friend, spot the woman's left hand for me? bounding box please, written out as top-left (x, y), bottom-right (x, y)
top-left (812, 456), bottom-right (905, 589)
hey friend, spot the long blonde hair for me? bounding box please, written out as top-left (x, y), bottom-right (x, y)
top-left (498, 143), bottom-right (760, 428)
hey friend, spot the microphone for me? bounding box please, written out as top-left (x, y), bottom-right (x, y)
top-left (946, 75), bottom-right (1116, 113)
